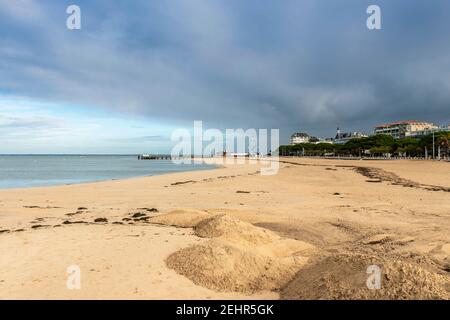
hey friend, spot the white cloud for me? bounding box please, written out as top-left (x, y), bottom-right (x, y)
top-left (0, 0), bottom-right (45, 21)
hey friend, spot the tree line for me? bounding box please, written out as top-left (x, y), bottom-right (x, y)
top-left (279, 132), bottom-right (450, 158)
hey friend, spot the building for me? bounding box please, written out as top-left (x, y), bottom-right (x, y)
top-left (333, 127), bottom-right (368, 144)
top-left (290, 132), bottom-right (310, 145)
top-left (374, 120), bottom-right (437, 139)
top-left (408, 125), bottom-right (450, 138)
top-left (321, 138), bottom-right (335, 144)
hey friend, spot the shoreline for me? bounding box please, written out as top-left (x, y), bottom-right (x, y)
top-left (0, 158), bottom-right (448, 299)
top-left (1, 155), bottom-right (448, 192)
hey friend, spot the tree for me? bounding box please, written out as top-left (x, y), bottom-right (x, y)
top-left (368, 146), bottom-right (392, 156)
top-left (437, 133), bottom-right (450, 157)
top-left (279, 131), bottom-right (449, 158)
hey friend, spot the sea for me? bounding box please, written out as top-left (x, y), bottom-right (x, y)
top-left (0, 155), bottom-right (215, 189)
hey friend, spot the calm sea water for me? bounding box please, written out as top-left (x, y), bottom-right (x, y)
top-left (0, 155), bottom-right (215, 189)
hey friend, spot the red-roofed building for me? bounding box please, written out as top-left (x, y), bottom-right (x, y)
top-left (374, 120), bottom-right (437, 139)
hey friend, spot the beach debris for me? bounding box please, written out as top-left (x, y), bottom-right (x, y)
top-left (171, 180), bottom-right (196, 186)
top-left (128, 212), bottom-right (150, 222)
top-left (353, 166), bottom-right (450, 192)
top-left (134, 216), bottom-right (149, 222)
top-left (131, 212), bottom-right (146, 218)
top-left (236, 190), bottom-right (251, 194)
top-left (66, 211), bottom-right (82, 216)
top-left (62, 220), bottom-right (87, 225)
top-left (31, 225), bottom-right (50, 229)
top-left (65, 207), bottom-right (88, 216)
top-left (137, 207), bottom-right (158, 212)
top-left (23, 205), bottom-right (61, 209)
top-left (366, 179), bottom-right (382, 183)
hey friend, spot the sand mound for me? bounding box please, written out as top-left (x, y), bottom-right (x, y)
top-left (149, 209), bottom-right (212, 227)
top-left (438, 244), bottom-right (450, 262)
top-left (195, 215), bottom-right (315, 257)
top-left (281, 254), bottom-right (450, 300)
top-left (195, 215), bottom-right (278, 245)
top-left (166, 239), bottom-right (305, 292)
top-left (158, 212), bottom-right (315, 292)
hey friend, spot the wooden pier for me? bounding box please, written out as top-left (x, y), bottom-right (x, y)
top-left (138, 154), bottom-right (201, 160)
top-left (138, 154), bottom-right (174, 160)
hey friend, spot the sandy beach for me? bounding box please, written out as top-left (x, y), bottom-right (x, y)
top-left (0, 158), bottom-right (449, 300)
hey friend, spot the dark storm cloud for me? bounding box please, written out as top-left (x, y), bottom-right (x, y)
top-left (1, 0), bottom-right (450, 143)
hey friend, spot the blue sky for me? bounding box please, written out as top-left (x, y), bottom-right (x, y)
top-left (1, 0), bottom-right (450, 153)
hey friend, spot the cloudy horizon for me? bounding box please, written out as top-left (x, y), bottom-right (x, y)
top-left (1, 0), bottom-right (450, 153)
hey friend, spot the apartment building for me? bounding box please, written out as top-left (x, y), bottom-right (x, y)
top-left (374, 120), bottom-right (437, 139)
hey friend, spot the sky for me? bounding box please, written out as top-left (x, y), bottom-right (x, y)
top-left (1, 0), bottom-right (450, 153)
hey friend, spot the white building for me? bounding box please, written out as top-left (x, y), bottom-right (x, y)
top-left (408, 125), bottom-right (450, 138)
top-left (290, 132), bottom-right (310, 145)
top-left (374, 120), bottom-right (437, 139)
top-left (334, 127), bottom-right (367, 144)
